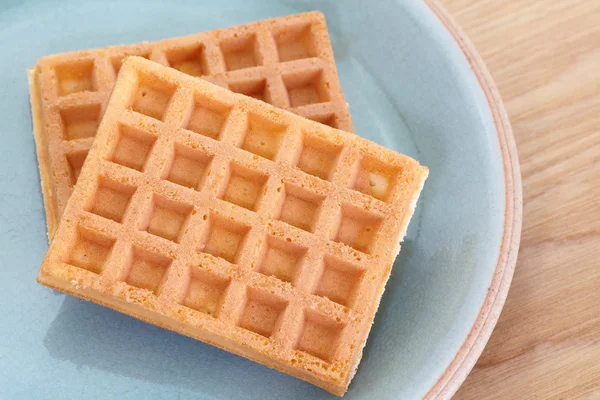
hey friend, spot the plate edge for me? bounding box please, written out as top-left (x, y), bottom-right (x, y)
top-left (421, 1), bottom-right (523, 399)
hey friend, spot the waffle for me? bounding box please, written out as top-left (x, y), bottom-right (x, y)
top-left (28, 11), bottom-right (353, 239)
top-left (37, 56), bottom-right (428, 396)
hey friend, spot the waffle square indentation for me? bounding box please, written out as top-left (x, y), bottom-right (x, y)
top-left (124, 245), bottom-right (172, 295)
top-left (277, 184), bottom-right (324, 233)
top-left (238, 287), bottom-right (288, 338)
top-left (140, 195), bottom-right (193, 243)
top-left (55, 59), bottom-right (96, 96)
top-left (220, 33), bottom-right (260, 71)
top-left (198, 214), bottom-right (250, 264)
top-left (60, 103), bottom-right (101, 140)
top-left (295, 133), bottom-right (343, 181)
top-left (258, 235), bottom-right (307, 285)
top-left (131, 73), bottom-right (177, 121)
top-left (87, 176), bottom-right (136, 223)
top-left (333, 205), bottom-right (382, 254)
top-left (240, 114), bottom-right (288, 161)
top-left (165, 43), bottom-right (209, 77)
top-left (314, 256), bottom-right (364, 308)
top-left (351, 155), bottom-right (400, 202)
top-left (109, 124), bottom-right (157, 171)
top-left (184, 95), bottom-right (230, 140)
top-left (295, 310), bottom-right (344, 363)
top-left (163, 144), bottom-right (213, 190)
top-left (273, 23), bottom-right (317, 62)
top-left (68, 226), bottom-right (115, 274)
top-left (219, 163), bottom-right (269, 211)
top-left (283, 69), bottom-right (330, 108)
top-left (182, 267), bottom-right (230, 317)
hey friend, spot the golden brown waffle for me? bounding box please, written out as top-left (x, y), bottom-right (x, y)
top-left (28, 11), bottom-right (353, 238)
top-left (38, 57), bottom-right (427, 396)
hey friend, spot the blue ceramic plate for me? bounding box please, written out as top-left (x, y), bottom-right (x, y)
top-left (0, 0), bottom-right (521, 398)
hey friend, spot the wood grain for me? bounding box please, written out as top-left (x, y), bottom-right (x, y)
top-left (438, 0), bottom-right (600, 398)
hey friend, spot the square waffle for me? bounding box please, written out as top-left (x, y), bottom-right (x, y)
top-left (37, 56), bottom-right (428, 396)
top-left (28, 11), bottom-right (353, 238)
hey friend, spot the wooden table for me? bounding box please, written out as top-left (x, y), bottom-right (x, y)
top-left (437, 0), bottom-right (600, 398)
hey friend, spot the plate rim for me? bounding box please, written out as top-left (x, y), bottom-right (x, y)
top-left (422, 1), bottom-right (523, 398)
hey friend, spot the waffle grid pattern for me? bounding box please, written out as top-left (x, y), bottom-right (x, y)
top-left (31, 12), bottom-right (353, 237)
top-left (39, 57), bottom-right (427, 395)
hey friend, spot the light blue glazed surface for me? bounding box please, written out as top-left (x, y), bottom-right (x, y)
top-left (0, 0), bottom-right (505, 398)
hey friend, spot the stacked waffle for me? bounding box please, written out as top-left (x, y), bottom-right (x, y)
top-left (29, 12), bottom-right (427, 397)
